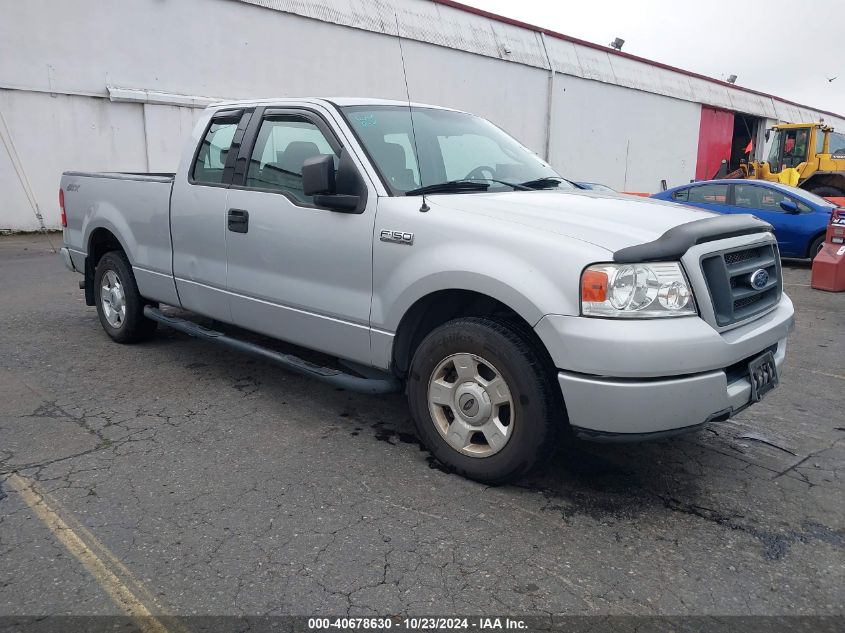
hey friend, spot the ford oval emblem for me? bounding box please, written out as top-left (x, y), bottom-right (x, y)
top-left (749, 269), bottom-right (769, 290)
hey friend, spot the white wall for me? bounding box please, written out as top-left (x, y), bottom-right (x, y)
top-left (2, 0), bottom-right (843, 230)
top-left (0, 90), bottom-right (148, 230)
top-left (143, 104), bottom-right (206, 172)
top-left (549, 75), bottom-right (701, 192)
top-left (403, 39), bottom-right (550, 153)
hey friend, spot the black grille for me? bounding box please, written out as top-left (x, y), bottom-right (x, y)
top-left (701, 243), bottom-right (781, 327)
top-left (724, 248), bottom-right (760, 266)
top-left (734, 294), bottom-right (762, 310)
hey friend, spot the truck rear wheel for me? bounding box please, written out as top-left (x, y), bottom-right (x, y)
top-left (407, 317), bottom-right (560, 484)
top-left (93, 251), bottom-right (157, 343)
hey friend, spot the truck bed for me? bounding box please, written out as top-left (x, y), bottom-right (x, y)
top-left (61, 170), bottom-right (177, 305)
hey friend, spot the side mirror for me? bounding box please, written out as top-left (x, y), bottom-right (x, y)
top-left (302, 154), bottom-right (336, 196)
top-left (765, 129), bottom-right (771, 142)
top-left (780, 199), bottom-right (799, 214)
top-left (304, 150), bottom-right (366, 214)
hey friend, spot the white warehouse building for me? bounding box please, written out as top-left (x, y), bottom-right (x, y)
top-left (2, 0), bottom-right (844, 231)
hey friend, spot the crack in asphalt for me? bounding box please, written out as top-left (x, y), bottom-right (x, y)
top-left (2, 235), bottom-right (843, 617)
top-left (343, 403), bottom-right (845, 567)
top-left (657, 497), bottom-right (845, 560)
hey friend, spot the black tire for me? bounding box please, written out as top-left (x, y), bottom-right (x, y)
top-left (407, 317), bottom-right (561, 484)
top-left (808, 234), bottom-right (826, 260)
top-left (807, 185), bottom-right (845, 198)
top-left (93, 251), bottom-right (157, 343)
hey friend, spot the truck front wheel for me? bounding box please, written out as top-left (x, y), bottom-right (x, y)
top-left (93, 251), bottom-right (157, 343)
top-left (407, 317), bottom-right (560, 484)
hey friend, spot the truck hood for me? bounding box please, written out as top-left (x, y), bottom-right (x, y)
top-left (427, 189), bottom-right (716, 253)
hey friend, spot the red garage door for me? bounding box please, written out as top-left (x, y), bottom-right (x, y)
top-left (696, 107), bottom-right (734, 180)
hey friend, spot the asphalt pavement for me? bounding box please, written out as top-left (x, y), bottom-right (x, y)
top-left (0, 233), bottom-right (843, 624)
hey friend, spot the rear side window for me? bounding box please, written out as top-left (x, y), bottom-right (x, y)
top-left (686, 184), bottom-right (728, 204)
top-left (192, 117), bottom-right (239, 184)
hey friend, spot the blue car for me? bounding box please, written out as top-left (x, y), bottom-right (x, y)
top-left (651, 179), bottom-right (836, 258)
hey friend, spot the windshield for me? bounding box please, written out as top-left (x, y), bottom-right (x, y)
top-left (816, 129), bottom-right (845, 155)
top-left (341, 105), bottom-right (573, 195)
top-left (791, 186), bottom-right (837, 209)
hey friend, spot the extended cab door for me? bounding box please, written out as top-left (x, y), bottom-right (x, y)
top-left (223, 107), bottom-right (376, 364)
top-left (170, 108), bottom-right (252, 322)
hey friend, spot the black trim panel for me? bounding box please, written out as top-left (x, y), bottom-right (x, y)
top-left (572, 421), bottom-right (707, 443)
top-left (613, 214), bottom-right (773, 263)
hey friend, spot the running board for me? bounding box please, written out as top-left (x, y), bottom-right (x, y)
top-left (143, 306), bottom-right (401, 395)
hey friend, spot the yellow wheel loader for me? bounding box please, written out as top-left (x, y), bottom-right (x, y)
top-left (725, 123), bottom-right (845, 197)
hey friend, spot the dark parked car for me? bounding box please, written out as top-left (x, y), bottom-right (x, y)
top-left (652, 179), bottom-right (836, 258)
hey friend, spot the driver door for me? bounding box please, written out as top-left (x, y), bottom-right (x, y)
top-left (224, 107), bottom-right (376, 364)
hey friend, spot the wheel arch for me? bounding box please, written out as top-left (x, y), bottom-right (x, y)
top-left (807, 230), bottom-right (828, 259)
top-left (390, 288), bottom-right (550, 378)
top-left (83, 226), bottom-right (129, 306)
top-left (88, 226), bottom-right (128, 265)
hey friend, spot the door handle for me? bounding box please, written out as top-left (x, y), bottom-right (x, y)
top-left (228, 208), bottom-right (249, 233)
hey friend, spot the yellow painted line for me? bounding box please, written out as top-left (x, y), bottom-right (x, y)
top-left (7, 473), bottom-right (179, 633)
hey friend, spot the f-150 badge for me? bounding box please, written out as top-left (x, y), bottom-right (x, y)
top-left (380, 229), bottom-right (414, 245)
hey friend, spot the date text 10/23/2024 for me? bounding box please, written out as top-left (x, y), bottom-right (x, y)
top-left (308, 617), bottom-right (529, 630)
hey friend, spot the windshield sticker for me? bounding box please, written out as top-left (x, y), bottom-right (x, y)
top-left (353, 113), bottom-right (377, 127)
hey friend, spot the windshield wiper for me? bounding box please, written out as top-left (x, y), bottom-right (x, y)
top-left (405, 180), bottom-right (490, 196)
top-left (518, 176), bottom-right (564, 190)
top-left (462, 178), bottom-right (532, 191)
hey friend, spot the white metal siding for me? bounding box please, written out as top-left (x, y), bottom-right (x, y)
top-left (1, 0), bottom-right (843, 230)
top-left (0, 90), bottom-right (148, 231)
top-left (550, 75), bottom-right (701, 192)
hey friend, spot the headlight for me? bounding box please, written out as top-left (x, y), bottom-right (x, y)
top-left (581, 262), bottom-right (696, 318)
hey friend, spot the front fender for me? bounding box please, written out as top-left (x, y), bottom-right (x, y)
top-left (372, 239), bottom-right (589, 333)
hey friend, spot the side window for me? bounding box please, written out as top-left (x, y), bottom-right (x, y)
top-left (192, 116), bottom-right (239, 184)
top-left (687, 184), bottom-right (728, 204)
top-left (733, 184), bottom-right (765, 209)
top-left (245, 117), bottom-right (336, 204)
top-left (734, 185), bottom-right (810, 213)
top-left (672, 188), bottom-right (690, 201)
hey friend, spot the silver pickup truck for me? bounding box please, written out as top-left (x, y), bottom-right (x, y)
top-left (60, 97), bottom-right (794, 483)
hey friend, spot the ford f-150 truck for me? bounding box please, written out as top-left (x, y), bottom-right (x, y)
top-left (60, 98), bottom-right (794, 483)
